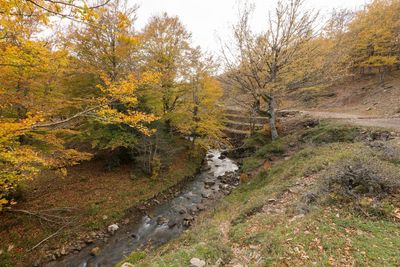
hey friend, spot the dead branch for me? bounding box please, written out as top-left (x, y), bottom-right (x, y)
top-left (28, 223), bottom-right (71, 251)
top-left (7, 208), bottom-right (77, 225)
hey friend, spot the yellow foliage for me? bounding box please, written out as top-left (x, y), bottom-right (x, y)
top-left (96, 73), bottom-right (159, 136)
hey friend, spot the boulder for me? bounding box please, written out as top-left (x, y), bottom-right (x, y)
top-left (121, 263), bottom-right (135, 267)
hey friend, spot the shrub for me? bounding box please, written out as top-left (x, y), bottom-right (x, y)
top-left (307, 156), bottom-right (400, 218)
top-left (369, 141), bottom-right (400, 164)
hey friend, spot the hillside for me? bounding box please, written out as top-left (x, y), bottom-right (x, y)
top-left (119, 117), bottom-right (400, 266)
top-left (118, 72), bottom-right (400, 266)
top-left (283, 71), bottom-right (400, 117)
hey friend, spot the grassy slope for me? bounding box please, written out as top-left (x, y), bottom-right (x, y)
top-left (120, 121), bottom-right (400, 266)
top-left (0, 138), bottom-right (203, 267)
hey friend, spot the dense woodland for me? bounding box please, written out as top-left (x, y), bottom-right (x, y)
top-left (0, 0), bottom-right (400, 226)
top-left (0, 0), bottom-right (226, 212)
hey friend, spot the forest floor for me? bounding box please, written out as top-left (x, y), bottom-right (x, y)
top-left (0, 138), bottom-right (203, 267)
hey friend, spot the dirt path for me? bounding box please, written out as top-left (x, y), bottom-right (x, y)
top-left (287, 110), bottom-right (400, 131)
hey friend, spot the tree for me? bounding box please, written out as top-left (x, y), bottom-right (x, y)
top-left (0, 0), bottom-right (159, 210)
top-left (174, 49), bottom-right (224, 150)
top-left (66, 0), bottom-right (140, 82)
top-left (347, 0), bottom-right (400, 83)
top-left (139, 13), bottom-right (193, 127)
top-left (222, 0), bottom-right (318, 140)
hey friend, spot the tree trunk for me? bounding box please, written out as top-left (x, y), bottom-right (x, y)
top-left (265, 95), bottom-right (279, 140)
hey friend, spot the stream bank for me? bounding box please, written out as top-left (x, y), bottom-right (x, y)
top-left (44, 150), bottom-right (239, 267)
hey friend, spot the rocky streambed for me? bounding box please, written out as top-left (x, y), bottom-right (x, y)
top-left (44, 150), bottom-right (239, 267)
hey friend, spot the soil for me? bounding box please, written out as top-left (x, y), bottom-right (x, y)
top-left (283, 71), bottom-right (400, 117)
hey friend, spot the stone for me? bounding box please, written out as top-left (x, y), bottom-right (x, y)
top-left (107, 224), bottom-right (119, 234)
top-left (178, 208), bottom-right (187, 214)
top-left (33, 259), bottom-right (41, 267)
top-left (122, 218), bottom-right (130, 225)
top-left (121, 263), bottom-right (135, 267)
top-left (156, 216), bottom-right (168, 225)
top-left (201, 192), bottom-right (211, 198)
top-left (168, 219), bottom-right (177, 228)
top-left (190, 257), bottom-right (206, 267)
top-left (60, 247), bottom-right (67, 256)
top-left (183, 214), bottom-right (194, 221)
top-left (220, 150), bottom-right (228, 156)
top-left (85, 239), bottom-right (94, 245)
top-left (204, 179), bottom-right (215, 186)
top-left (197, 204), bottom-right (206, 211)
top-left (90, 247), bottom-right (100, 256)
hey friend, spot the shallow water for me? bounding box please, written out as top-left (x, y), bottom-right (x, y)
top-left (44, 150), bottom-right (238, 267)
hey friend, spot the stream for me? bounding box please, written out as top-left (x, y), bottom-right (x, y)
top-left (45, 150), bottom-right (239, 267)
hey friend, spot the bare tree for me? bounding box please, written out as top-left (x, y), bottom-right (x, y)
top-left (221, 0), bottom-right (318, 140)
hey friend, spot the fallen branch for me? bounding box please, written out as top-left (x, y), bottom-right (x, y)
top-left (7, 208), bottom-right (77, 225)
top-left (28, 223), bottom-right (70, 252)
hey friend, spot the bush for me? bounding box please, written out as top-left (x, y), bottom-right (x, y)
top-left (308, 156), bottom-right (400, 218)
top-left (369, 141), bottom-right (400, 164)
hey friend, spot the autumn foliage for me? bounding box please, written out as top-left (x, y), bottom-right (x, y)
top-left (1, 0), bottom-right (399, 210)
top-left (0, 1), bottom-right (224, 210)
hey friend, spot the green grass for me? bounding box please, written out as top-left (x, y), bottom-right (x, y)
top-left (119, 122), bottom-right (400, 267)
top-left (301, 122), bottom-right (361, 144)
